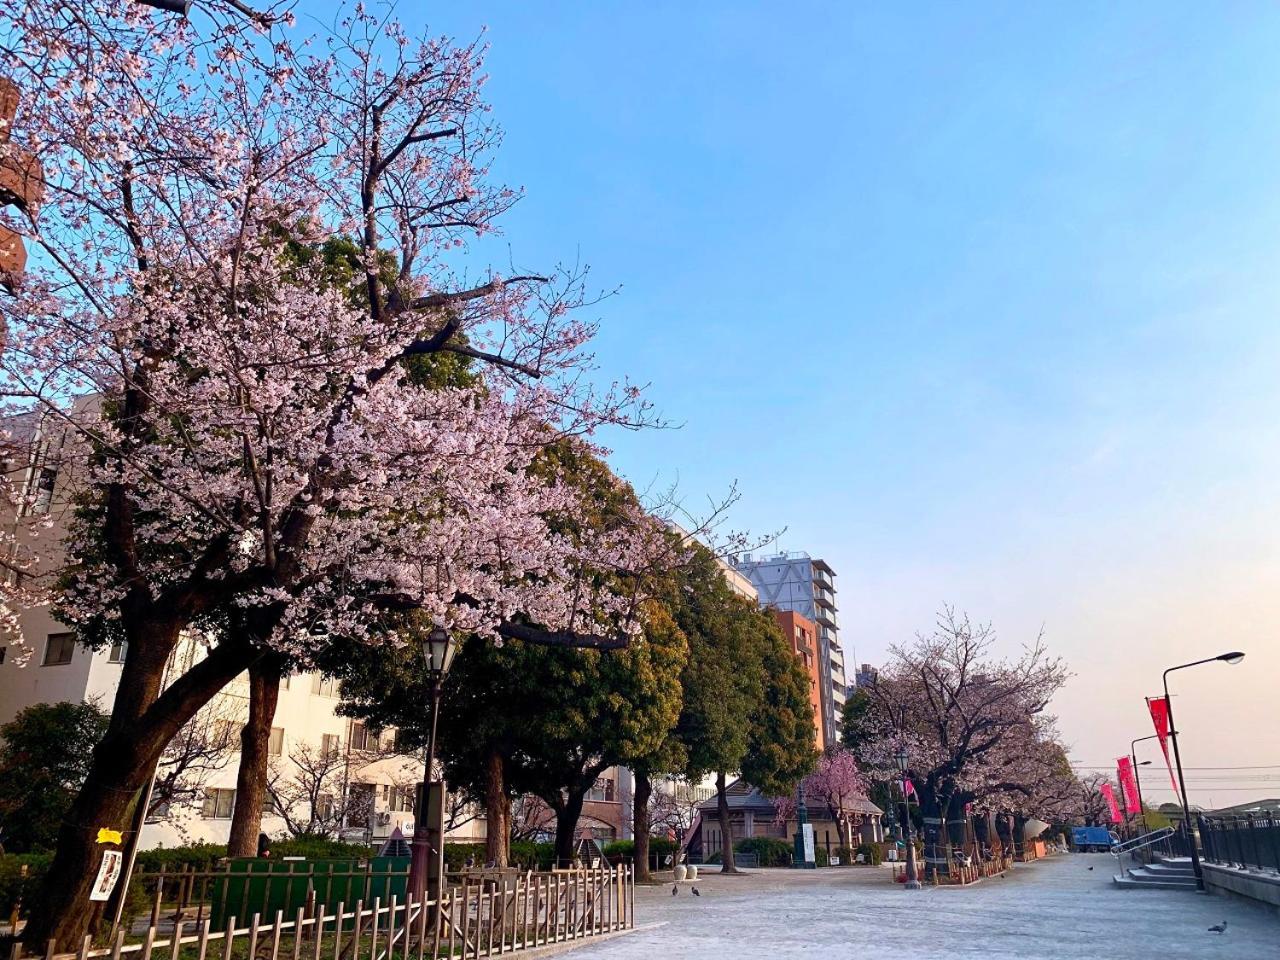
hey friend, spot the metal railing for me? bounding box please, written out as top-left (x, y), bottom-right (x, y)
top-left (12, 865), bottom-right (634, 960)
top-left (1200, 814), bottom-right (1280, 873)
top-left (1109, 827), bottom-right (1174, 858)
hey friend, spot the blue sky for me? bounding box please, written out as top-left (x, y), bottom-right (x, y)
top-left (314, 2), bottom-right (1280, 800)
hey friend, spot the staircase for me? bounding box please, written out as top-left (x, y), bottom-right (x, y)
top-left (1113, 855), bottom-right (1198, 890)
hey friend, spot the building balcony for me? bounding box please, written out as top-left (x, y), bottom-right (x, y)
top-left (813, 590), bottom-right (837, 611)
top-left (814, 608), bottom-right (837, 629)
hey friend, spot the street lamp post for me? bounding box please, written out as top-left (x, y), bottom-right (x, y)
top-left (791, 778), bottom-right (815, 868)
top-left (407, 626), bottom-right (458, 908)
top-left (1162, 651), bottom-right (1244, 891)
top-left (1129, 734), bottom-right (1158, 834)
top-left (895, 747), bottom-right (921, 890)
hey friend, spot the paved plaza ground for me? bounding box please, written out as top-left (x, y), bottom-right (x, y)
top-left (581, 854), bottom-right (1279, 959)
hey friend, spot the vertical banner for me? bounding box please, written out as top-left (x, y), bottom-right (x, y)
top-left (1100, 783), bottom-right (1122, 824)
top-left (1146, 697), bottom-right (1180, 791)
top-left (1116, 757), bottom-right (1141, 815)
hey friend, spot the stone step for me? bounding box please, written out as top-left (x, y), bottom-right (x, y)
top-left (1144, 861), bottom-right (1196, 877)
top-left (1113, 866), bottom-right (1199, 890)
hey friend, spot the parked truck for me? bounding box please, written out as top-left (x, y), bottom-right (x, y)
top-left (1071, 826), bottom-right (1120, 852)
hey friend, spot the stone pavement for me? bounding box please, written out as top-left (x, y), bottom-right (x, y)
top-left (576, 854), bottom-right (1279, 959)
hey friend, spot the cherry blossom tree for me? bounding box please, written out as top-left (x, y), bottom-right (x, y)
top-left (772, 746), bottom-right (868, 851)
top-left (0, 3), bottom-right (671, 945)
top-left (857, 609), bottom-right (1068, 878)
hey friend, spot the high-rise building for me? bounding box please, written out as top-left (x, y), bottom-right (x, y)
top-left (734, 552), bottom-right (848, 749)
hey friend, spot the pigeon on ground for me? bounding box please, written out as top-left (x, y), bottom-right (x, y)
top-left (691, 887), bottom-right (701, 897)
top-left (1087, 866), bottom-right (1094, 871)
top-left (1208, 922), bottom-right (1227, 934)
top-left (671, 884), bottom-right (678, 896)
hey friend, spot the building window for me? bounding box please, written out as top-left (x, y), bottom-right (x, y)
top-left (390, 785), bottom-right (417, 812)
top-left (108, 640), bottom-right (127, 663)
top-left (317, 794), bottom-right (335, 821)
top-left (268, 727), bottom-right (284, 756)
top-left (311, 674), bottom-right (340, 698)
top-left (587, 777), bottom-right (616, 802)
top-left (43, 632), bottom-right (76, 666)
top-left (201, 788), bottom-right (236, 819)
top-left (321, 733), bottom-right (341, 759)
top-left (351, 722), bottom-right (378, 752)
top-left (32, 465), bottom-right (57, 515)
top-left (213, 719), bottom-right (239, 747)
top-left (146, 801), bottom-right (171, 823)
top-left (0, 647), bottom-right (6, 665)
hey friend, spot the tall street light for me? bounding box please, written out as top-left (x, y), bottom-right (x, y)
top-left (1163, 651), bottom-right (1244, 891)
top-left (1129, 734), bottom-right (1158, 833)
top-left (895, 746), bottom-right (921, 890)
top-left (408, 625), bottom-right (458, 908)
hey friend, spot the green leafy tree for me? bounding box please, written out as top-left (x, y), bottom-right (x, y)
top-left (0, 703), bottom-right (110, 853)
top-left (660, 544), bottom-right (768, 873)
top-left (741, 619), bottom-right (819, 797)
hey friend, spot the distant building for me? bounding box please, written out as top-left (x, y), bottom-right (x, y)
top-left (854, 663), bottom-right (878, 689)
top-left (770, 610), bottom-right (826, 749)
top-left (690, 778), bottom-right (882, 862)
top-left (734, 552), bottom-right (847, 749)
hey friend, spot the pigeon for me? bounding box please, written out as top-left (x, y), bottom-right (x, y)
top-left (1087, 866), bottom-right (1094, 871)
top-left (671, 884), bottom-right (678, 896)
top-left (691, 887), bottom-right (701, 897)
top-left (1207, 922), bottom-right (1227, 934)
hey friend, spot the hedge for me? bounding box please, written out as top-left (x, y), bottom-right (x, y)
top-left (601, 838), bottom-right (677, 863)
top-left (855, 842), bottom-right (882, 866)
top-left (735, 837), bottom-right (792, 867)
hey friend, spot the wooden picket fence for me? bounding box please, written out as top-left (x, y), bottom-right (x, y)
top-left (11, 865), bottom-right (634, 960)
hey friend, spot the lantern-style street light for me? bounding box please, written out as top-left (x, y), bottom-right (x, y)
top-left (895, 746), bottom-right (921, 890)
top-left (1163, 651), bottom-right (1244, 890)
top-left (407, 625), bottom-right (458, 907)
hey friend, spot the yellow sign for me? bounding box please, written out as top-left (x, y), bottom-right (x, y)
top-left (96, 828), bottom-right (123, 845)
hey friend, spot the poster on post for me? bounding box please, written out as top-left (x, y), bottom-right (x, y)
top-left (89, 849), bottom-right (123, 902)
top-left (801, 823), bottom-right (815, 864)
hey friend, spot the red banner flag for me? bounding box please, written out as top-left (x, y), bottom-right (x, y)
top-left (1116, 757), bottom-right (1141, 815)
top-left (1147, 696), bottom-right (1180, 791)
top-left (1100, 783), bottom-right (1122, 824)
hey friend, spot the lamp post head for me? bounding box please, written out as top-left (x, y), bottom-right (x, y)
top-left (1138, 760), bottom-right (1152, 766)
top-left (1217, 652), bottom-right (1245, 665)
top-left (422, 625), bottom-right (456, 680)
top-left (895, 747), bottom-right (909, 774)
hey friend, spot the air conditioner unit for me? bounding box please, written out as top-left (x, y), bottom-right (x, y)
top-left (377, 812), bottom-right (392, 826)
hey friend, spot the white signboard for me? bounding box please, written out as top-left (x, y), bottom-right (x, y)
top-left (801, 823), bottom-right (815, 864)
top-left (830, 856), bottom-right (841, 866)
top-left (89, 849), bottom-right (123, 902)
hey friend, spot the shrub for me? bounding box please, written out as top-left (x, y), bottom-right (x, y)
top-left (833, 846), bottom-right (855, 866)
top-left (272, 837), bottom-right (370, 860)
top-left (855, 842), bottom-right (882, 866)
top-left (814, 845), bottom-right (829, 867)
top-left (509, 841), bottom-right (555, 870)
top-left (734, 837), bottom-right (792, 867)
top-left (601, 837), bottom-right (677, 864)
top-left (135, 842), bottom-right (228, 873)
top-left (443, 843), bottom-right (487, 871)
top-left (0, 853), bottom-right (51, 917)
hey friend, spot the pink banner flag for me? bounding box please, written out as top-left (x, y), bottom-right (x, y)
top-left (1100, 783), bottom-right (1122, 824)
top-left (1147, 696), bottom-right (1180, 791)
top-left (1116, 757), bottom-right (1141, 816)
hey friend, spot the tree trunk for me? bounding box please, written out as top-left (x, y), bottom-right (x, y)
top-left (633, 765), bottom-right (652, 882)
top-left (715, 771), bottom-right (737, 873)
top-left (483, 748), bottom-right (509, 868)
top-left (919, 786), bottom-right (946, 881)
top-left (22, 630), bottom-right (255, 951)
top-left (227, 656), bottom-right (284, 857)
top-left (553, 790), bottom-right (587, 867)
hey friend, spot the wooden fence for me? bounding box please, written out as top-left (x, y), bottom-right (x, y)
top-left (10, 865), bottom-right (634, 960)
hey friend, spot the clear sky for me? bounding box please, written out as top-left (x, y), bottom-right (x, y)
top-left (314, 2), bottom-right (1280, 805)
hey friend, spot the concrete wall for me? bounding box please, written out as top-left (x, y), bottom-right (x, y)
top-left (1203, 862), bottom-right (1280, 914)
